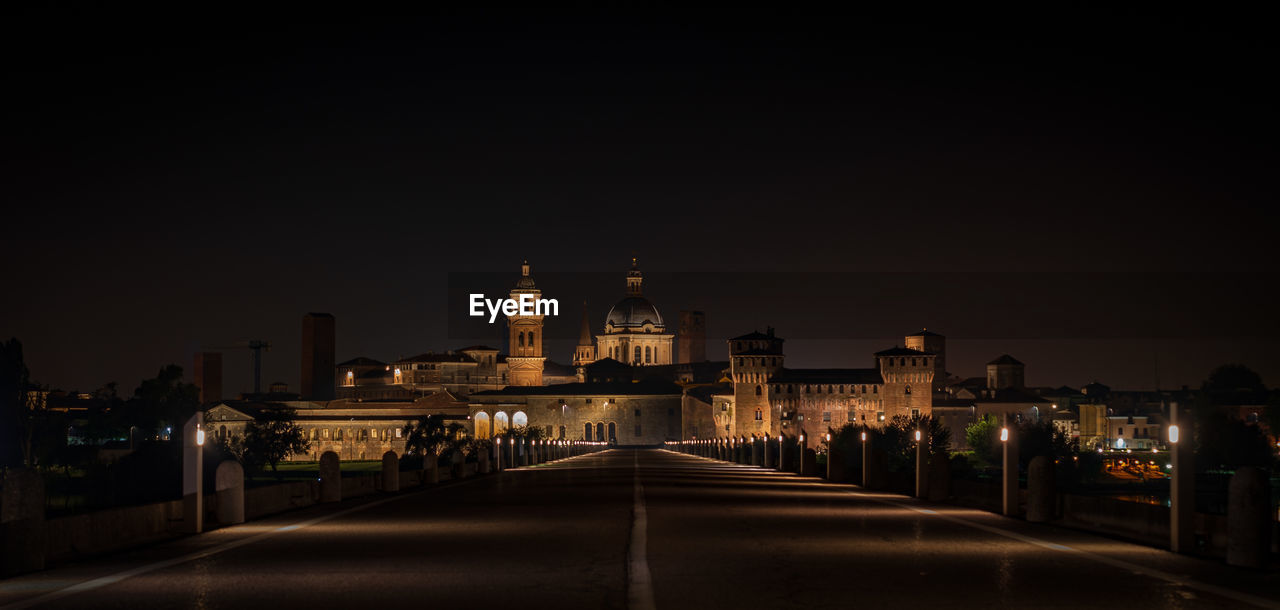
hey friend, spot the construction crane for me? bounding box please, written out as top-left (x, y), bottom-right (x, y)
top-left (203, 340), bottom-right (272, 395)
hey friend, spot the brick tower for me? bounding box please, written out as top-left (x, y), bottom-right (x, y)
top-left (506, 261), bottom-right (546, 386)
top-left (677, 310), bottom-right (706, 364)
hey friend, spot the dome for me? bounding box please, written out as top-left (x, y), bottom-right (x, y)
top-left (605, 296), bottom-right (664, 330)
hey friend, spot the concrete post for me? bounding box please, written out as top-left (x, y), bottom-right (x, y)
top-left (1026, 455), bottom-right (1054, 522)
top-left (1170, 402), bottom-right (1195, 554)
top-left (1227, 466), bottom-right (1269, 568)
top-left (182, 411), bottom-right (204, 533)
top-left (927, 452), bottom-right (950, 502)
top-left (319, 451), bottom-right (341, 503)
top-left (215, 460), bottom-right (245, 524)
top-left (381, 451), bottom-right (400, 492)
top-left (1002, 416), bottom-right (1019, 517)
top-left (915, 431), bottom-right (929, 499)
top-left (0, 468), bottom-right (45, 576)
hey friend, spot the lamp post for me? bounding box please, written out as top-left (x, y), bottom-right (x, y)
top-left (915, 428), bottom-right (928, 499)
top-left (860, 430), bottom-right (871, 488)
top-left (1001, 414), bottom-right (1019, 517)
top-left (776, 435), bottom-right (787, 472)
top-left (183, 412), bottom-right (204, 534)
top-left (1169, 402), bottom-right (1194, 553)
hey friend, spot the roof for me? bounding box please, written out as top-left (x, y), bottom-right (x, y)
top-left (337, 357), bottom-right (385, 367)
top-left (733, 348), bottom-right (783, 356)
top-left (471, 378), bottom-right (683, 397)
top-left (606, 296), bottom-right (664, 329)
top-left (542, 360), bottom-right (577, 377)
top-left (975, 387), bottom-right (1047, 404)
top-left (874, 347), bottom-right (934, 357)
top-left (908, 329), bottom-right (944, 337)
top-left (730, 331), bottom-right (777, 341)
top-left (457, 345), bottom-right (499, 352)
top-left (685, 383), bottom-right (734, 404)
top-left (770, 368), bottom-right (883, 384)
top-left (987, 354), bottom-right (1024, 366)
top-left (397, 353), bottom-right (474, 364)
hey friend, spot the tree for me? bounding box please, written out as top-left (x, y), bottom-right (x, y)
top-left (880, 414), bottom-right (950, 471)
top-left (126, 365), bottom-right (200, 435)
top-left (964, 414), bottom-right (1002, 465)
top-left (242, 408), bottom-right (310, 479)
top-left (403, 414), bottom-right (467, 460)
top-left (1204, 364), bottom-right (1265, 394)
top-left (0, 338), bottom-right (32, 467)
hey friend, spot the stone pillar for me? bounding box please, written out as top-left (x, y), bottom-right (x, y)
top-left (927, 452), bottom-right (951, 502)
top-left (1170, 403), bottom-right (1195, 554)
top-left (765, 437), bottom-right (777, 469)
top-left (182, 412), bottom-right (204, 533)
top-left (1002, 417), bottom-right (1019, 517)
top-left (1227, 466), bottom-right (1269, 568)
top-left (0, 468), bottom-right (45, 576)
top-left (214, 460), bottom-right (245, 525)
top-left (381, 451), bottom-right (400, 492)
top-left (319, 450), bottom-right (341, 503)
top-left (1026, 455), bottom-right (1054, 522)
top-left (915, 431), bottom-right (929, 499)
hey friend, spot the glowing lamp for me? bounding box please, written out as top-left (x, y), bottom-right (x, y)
top-left (196, 427), bottom-right (205, 446)
top-left (799, 435), bottom-right (805, 443)
top-left (825, 433), bottom-right (831, 442)
top-left (1167, 425), bottom-right (1179, 444)
top-left (1000, 427), bottom-right (1009, 442)
top-left (914, 430), bottom-right (921, 442)
top-left (860, 431), bottom-right (867, 442)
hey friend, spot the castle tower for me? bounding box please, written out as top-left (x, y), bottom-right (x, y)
top-left (573, 302), bottom-right (597, 367)
top-left (506, 261), bottom-right (546, 386)
top-left (677, 310), bottom-right (706, 364)
top-left (905, 329), bottom-right (946, 390)
top-left (729, 327), bottom-right (785, 437)
top-left (876, 346), bottom-right (935, 421)
top-left (301, 313), bottom-right (335, 401)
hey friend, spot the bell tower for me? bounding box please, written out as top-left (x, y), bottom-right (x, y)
top-left (573, 301), bottom-right (597, 367)
top-left (506, 260), bottom-right (546, 386)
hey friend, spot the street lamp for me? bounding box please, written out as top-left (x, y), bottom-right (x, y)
top-left (1000, 427), bottom-right (1009, 442)
top-left (1167, 424), bottom-right (1179, 444)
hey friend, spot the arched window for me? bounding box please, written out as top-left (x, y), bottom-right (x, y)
top-left (754, 408), bottom-right (763, 421)
top-left (518, 332), bottom-right (525, 347)
top-left (584, 422), bottom-right (593, 441)
top-left (495, 411), bottom-right (510, 434)
top-left (644, 346), bottom-right (651, 363)
top-left (905, 386), bottom-right (912, 396)
top-left (336, 429), bottom-right (344, 441)
top-left (607, 422), bottom-right (616, 441)
top-left (559, 425), bottom-right (566, 440)
top-left (755, 385), bottom-right (762, 396)
top-left (873, 386), bottom-right (878, 394)
top-left (596, 422), bottom-right (605, 441)
top-left (527, 331), bottom-right (535, 346)
top-left (513, 411), bottom-right (528, 428)
top-left (634, 346), bottom-right (641, 363)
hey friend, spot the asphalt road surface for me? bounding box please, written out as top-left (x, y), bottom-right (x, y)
top-left (1, 449), bottom-right (1276, 609)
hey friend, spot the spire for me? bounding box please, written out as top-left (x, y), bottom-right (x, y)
top-left (626, 257), bottom-right (643, 296)
top-left (578, 301), bottom-right (592, 346)
top-left (515, 259), bottom-right (536, 289)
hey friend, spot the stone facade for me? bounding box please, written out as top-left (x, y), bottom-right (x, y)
top-left (468, 380), bottom-right (683, 445)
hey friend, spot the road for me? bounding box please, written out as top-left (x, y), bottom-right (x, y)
top-left (1, 449), bottom-right (1276, 609)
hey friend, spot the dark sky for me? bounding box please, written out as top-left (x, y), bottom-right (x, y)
top-left (4, 12), bottom-right (1277, 395)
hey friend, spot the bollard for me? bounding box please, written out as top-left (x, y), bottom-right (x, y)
top-left (766, 436), bottom-right (778, 469)
top-left (215, 460), bottom-right (245, 524)
top-left (739, 437), bottom-right (749, 464)
top-left (1169, 403), bottom-right (1195, 554)
top-left (381, 451), bottom-right (400, 492)
top-left (0, 468), bottom-right (45, 576)
top-left (1026, 455), bottom-right (1054, 522)
top-left (915, 430), bottom-right (929, 499)
top-left (752, 437), bottom-right (763, 466)
top-left (319, 450), bottom-right (341, 503)
top-left (1001, 416), bottom-right (1019, 517)
top-left (1226, 466), bottom-right (1269, 568)
top-left (802, 448), bottom-right (817, 476)
top-left (927, 452), bottom-right (950, 502)
top-left (478, 446), bottom-right (491, 474)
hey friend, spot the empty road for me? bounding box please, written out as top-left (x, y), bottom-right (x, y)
top-left (1, 449), bottom-right (1276, 609)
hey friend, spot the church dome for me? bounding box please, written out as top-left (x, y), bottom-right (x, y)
top-left (606, 296), bottom-right (664, 330)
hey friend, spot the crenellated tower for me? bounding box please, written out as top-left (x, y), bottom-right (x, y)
top-left (506, 261), bottom-right (546, 386)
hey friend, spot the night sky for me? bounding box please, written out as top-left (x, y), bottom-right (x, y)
top-left (4, 12), bottom-right (1277, 395)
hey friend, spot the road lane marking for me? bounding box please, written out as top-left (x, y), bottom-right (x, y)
top-left (628, 451), bottom-right (657, 610)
